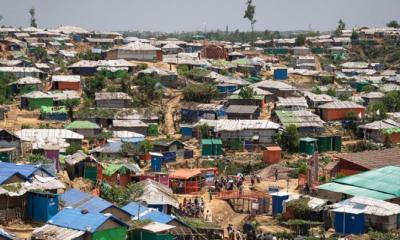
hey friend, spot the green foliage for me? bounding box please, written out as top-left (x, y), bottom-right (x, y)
top-left (136, 75), bottom-right (162, 101)
top-left (64, 98), bottom-right (80, 121)
top-left (101, 182), bottom-right (144, 207)
top-left (275, 124), bottom-right (299, 153)
top-left (29, 7), bottom-right (37, 27)
top-left (387, 20), bottom-right (400, 28)
top-left (180, 216), bottom-right (221, 229)
top-left (178, 66), bottom-right (210, 80)
top-left (351, 30), bottom-right (359, 40)
top-left (368, 103), bottom-right (387, 121)
top-left (137, 63), bottom-right (148, 70)
top-left (382, 91), bottom-right (400, 112)
top-left (345, 110), bottom-right (358, 120)
top-left (286, 198), bottom-right (312, 220)
top-left (311, 86), bottom-right (322, 94)
top-left (335, 19), bottom-right (346, 36)
top-left (27, 154), bottom-right (50, 164)
top-left (347, 140), bottom-right (379, 152)
top-left (21, 124), bottom-right (32, 129)
top-left (287, 159), bottom-right (307, 178)
top-left (238, 86), bottom-right (256, 99)
top-left (295, 34), bottom-right (306, 46)
top-left (363, 85), bottom-right (374, 93)
top-left (199, 123), bottom-right (211, 138)
top-left (39, 123), bottom-right (52, 129)
top-left (65, 143), bottom-right (82, 155)
top-left (368, 230), bottom-right (400, 240)
top-left (243, 0), bottom-right (256, 46)
top-left (338, 94), bottom-right (350, 101)
top-left (83, 73), bottom-right (106, 99)
top-left (326, 87), bottom-right (336, 97)
top-left (77, 50), bottom-right (101, 61)
top-left (0, 73), bottom-right (15, 104)
top-left (120, 140), bottom-right (153, 156)
top-left (33, 46), bottom-right (48, 61)
top-left (183, 83), bottom-right (218, 103)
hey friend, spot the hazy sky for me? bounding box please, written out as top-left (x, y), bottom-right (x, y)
top-left (1, 0), bottom-right (399, 32)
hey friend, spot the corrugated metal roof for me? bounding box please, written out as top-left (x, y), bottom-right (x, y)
top-left (32, 224), bottom-right (85, 240)
top-left (142, 222), bottom-right (175, 233)
top-left (65, 120), bottom-right (100, 129)
top-left (112, 120), bottom-right (148, 127)
top-left (169, 169), bottom-right (202, 180)
top-left (253, 80), bottom-right (296, 91)
top-left (318, 100), bottom-right (365, 109)
top-left (95, 92), bottom-right (131, 100)
top-left (112, 131), bottom-right (145, 139)
top-left (0, 162), bottom-right (53, 179)
top-left (225, 105), bottom-right (259, 114)
top-left (276, 97), bottom-right (308, 108)
top-left (198, 119), bottom-right (280, 131)
top-left (336, 148), bottom-right (400, 170)
top-left (139, 210), bottom-right (173, 224)
top-left (333, 166), bottom-right (400, 197)
top-left (48, 208), bottom-right (127, 233)
top-left (122, 202), bottom-right (149, 217)
top-left (16, 128), bottom-right (84, 141)
top-left (332, 196), bottom-right (400, 216)
top-left (52, 75), bottom-right (80, 83)
top-left (275, 110), bottom-right (325, 128)
top-left (16, 76), bottom-right (42, 85)
top-left (318, 182), bottom-right (395, 200)
top-left (136, 179), bottom-right (178, 207)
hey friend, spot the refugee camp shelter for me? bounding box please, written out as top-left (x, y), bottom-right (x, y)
top-left (333, 207), bottom-right (365, 235)
top-left (61, 188), bottom-right (131, 222)
top-left (328, 147), bottom-right (400, 177)
top-left (317, 101), bottom-right (365, 121)
top-left (357, 119), bottom-right (400, 143)
top-left (169, 169), bottom-right (203, 194)
top-left (135, 179), bottom-right (179, 213)
top-left (99, 163), bottom-right (141, 187)
top-left (64, 151), bottom-right (98, 181)
top-left (129, 222), bottom-right (175, 240)
top-left (112, 120), bottom-right (149, 135)
top-left (106, 42), bottom-right (162, 61)
top-left (299, 137), bottom-right (318, 155)
top-left (95, 92), bottom-right (132, 108)
top-left (275, 97), bottom-right (308, 111)
top-left (44, 208), bottom-right (128, 240)
top-left (153, 139), bottom-right (185, 153)
top-left (20, 91), bottom-right (53, 110)
top-left (51, 75), bottom-right (81, 90)
top-left (65, 120), bottom-right (101, 138)
top-left (274, 110), bottom-right (325, 135)
top-left (11, 76), bottom-right (42, 94)
top-left (318, 166), bottom-right (400, 203)
top-left (331, 196), bottom-right (400, 231)
top-left (225, 105), bottom-right (260, 119)
top-left (181, 104), bottom-right (225, 123)
top-left (40, 106), bottom-right (68, 121)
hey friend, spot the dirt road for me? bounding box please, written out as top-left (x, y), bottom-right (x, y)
top-left (163, 91), bottom-right (182, 136)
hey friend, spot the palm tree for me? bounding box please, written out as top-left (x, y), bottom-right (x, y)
top-left (244, 0), bottom-right (256, 47)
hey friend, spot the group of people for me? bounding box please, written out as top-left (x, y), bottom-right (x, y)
top-left (212, 175), bottom-right (245, 193)
top-left (179, 197), bottom-right (205, 218)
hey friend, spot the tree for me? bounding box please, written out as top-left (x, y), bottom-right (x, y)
top-left (101, 182), bottom-right (144, 206)
top-left (136, 75), bottom-right (162, 101)
top-left (243, 0), bottom-right (256, 47)
top-left (351, 30), bottom-right (359, 40)
top-left (275, 124), bottom-right (299, 153)
top-left (64, 98), bottom-right (80, 121)
top-left (387, 20), bottom-right (400, 28)
top-left (0, 73), bottom-right (15, 104)
top-left (327, 87), bottom-right (336, 97)
top-left (65, 143), bottom-right (82, 155)
top-left (368, 103), bottom-right (387, 121)
top-left (382, 91), bottom-right (400, 112)
top-left (33, 46), bottom-right (48, 61)
top-left (295, 34), bottom-right (306, 46)
top-left (335, 19), bottom-right (346, 36)
top-left (238, 86), bottom-right (256, 99)
top-left (183, 83), bottom-right (218, 103)
top-left (199, 123), bottom-right (211, 138)
top-left (29, 7), bottom-right (37, 28)
top-left (83, 73), bottom-right (106, 99)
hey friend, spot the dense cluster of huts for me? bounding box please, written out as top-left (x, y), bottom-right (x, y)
top-left (0, 24), bottom-right (400, 239)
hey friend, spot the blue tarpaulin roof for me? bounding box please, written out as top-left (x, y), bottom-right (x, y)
top-left (0, 162), bottom-right (53, 179)
top-left (140, 210), bottom-right (174, 224)
top-left (61, 188), bottom-right (112, 213)
top-left (0, 171), bottom-right (27, 184)
top-left (48, 208), bottom-right (127, 233)
top-left (122, 202), bottom-right (149, 217)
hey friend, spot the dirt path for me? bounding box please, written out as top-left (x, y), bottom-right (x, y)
top-left (163, 91), bottom-right (182, 136)
top-left (315, 55), bottom-right (322, 72)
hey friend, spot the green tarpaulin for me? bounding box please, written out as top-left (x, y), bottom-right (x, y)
top-left (93, 227), bottom-right (127, 240)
